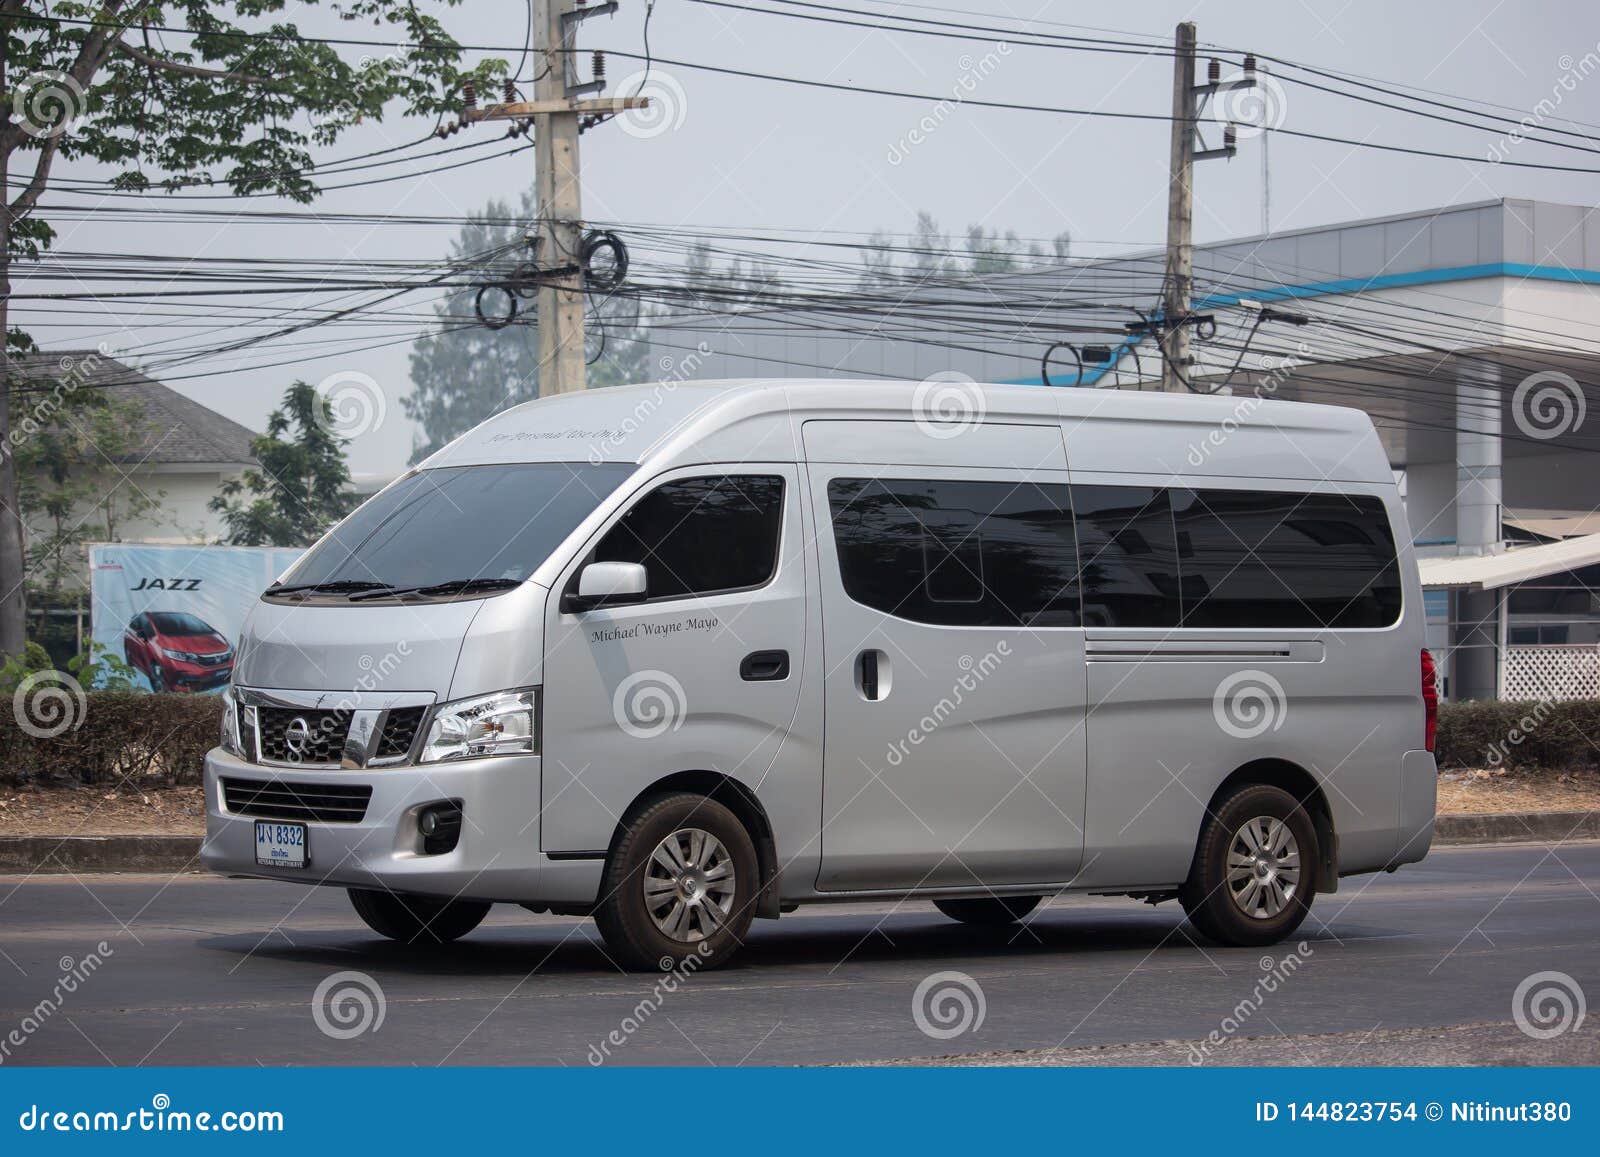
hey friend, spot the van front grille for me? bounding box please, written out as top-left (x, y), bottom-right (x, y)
top-left (374, 706), bottom-right (426, 760)
top-left (256, 707), bottom-right (350, 765)
top-left (222, 777), bottom-right (372, 824)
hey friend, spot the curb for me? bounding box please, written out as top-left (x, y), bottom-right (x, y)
top-left (1433, 810), bottom-right (1600, 845)
top-left (2, 813), bottom-right (1598, 874)
top-left (0, 835), bottom-right (203, 875)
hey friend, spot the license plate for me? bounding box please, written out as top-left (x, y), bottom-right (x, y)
top-left (254, 821), bottom-right (308, 869)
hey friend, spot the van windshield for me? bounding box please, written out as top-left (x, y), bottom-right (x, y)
top-left (269, 462), bottom-right (635, 602)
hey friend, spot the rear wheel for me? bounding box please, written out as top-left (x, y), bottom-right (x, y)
top-left (594, 792), bottom-right (759, 971)
top-left (348, 888), bottom-right (490, 944)
top-left (1180, 783), bottom-right (1318, 947)
top-left (934, 895), bottom-right (1042, 926)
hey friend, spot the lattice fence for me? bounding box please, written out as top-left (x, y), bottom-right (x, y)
top-left (1502, 645), bottom-right (1600, 701)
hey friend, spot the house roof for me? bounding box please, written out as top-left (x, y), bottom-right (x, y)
top-left (9, 350), bottom-right (258, 467)
top-left (1419, 533), bottom-right (1600, 591)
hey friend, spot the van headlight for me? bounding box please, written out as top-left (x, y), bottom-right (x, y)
top-left (419, 688), bottom-right (541, 763)
top-left (219, 687), bottom-right (246, 757)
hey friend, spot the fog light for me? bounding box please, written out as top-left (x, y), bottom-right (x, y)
top-left (418, 802), bottom-right (462, 855)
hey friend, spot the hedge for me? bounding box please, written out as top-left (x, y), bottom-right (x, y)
top-left (1, 690), bottom-right (1596, 787)
top-left (2, 691), bottom-right (221, 787)
top-left (1435, 698), bottom-right (1600, 771)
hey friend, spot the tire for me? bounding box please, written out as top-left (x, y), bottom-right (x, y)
top-left (594, 792), bottom-right (759, 971)
top-left (934, 895), bottom-right (1042, 926)
top-left (348, 888), bottom-right (490, 944)
top-left (149, 664), bottom-right (165, 693)
top-left (1180, 783), bottom-right (1318, 947)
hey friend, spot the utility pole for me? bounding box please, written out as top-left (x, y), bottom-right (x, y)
top-left (1260, 63), bottom-right (1271, 235)
top-left (1159, 23), bottom-right (1252, 392)
top-left (534, 0), bottom-right (587, 397)
top-left (463, 2), bottom-right (645, 396)
top-left (1161, 22), bottom-right (1197, 393)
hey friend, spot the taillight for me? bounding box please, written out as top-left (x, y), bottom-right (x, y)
top-left (1420, 649), bottom-right (1439, 753)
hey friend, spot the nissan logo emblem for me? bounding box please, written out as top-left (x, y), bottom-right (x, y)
top-left (283, 716), bottom-right (313, 761)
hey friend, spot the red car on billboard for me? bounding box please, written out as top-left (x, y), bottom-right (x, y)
top-left (122, 611), bottom-right (234, 692)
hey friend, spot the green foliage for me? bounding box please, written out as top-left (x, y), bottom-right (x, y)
top-left (5, 2), bottom-right (506, 202)
top-left (403, 190), bottom-right (651, 463)
top-left (14, 384), bottom-right (162, 591)
top-left (0, 638), bottom-right (137, 694)
top-left (68, 640), bottom-right (139, 692)
top-left (0, 641), bottom-right (56, 693)
top-left (209, 382), bottom-right (357, 545)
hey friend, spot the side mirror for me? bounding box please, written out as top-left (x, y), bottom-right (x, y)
top-left (565, 561), bottom-right (648, 613)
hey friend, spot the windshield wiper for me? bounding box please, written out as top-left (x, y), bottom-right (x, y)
top-left (268, 579), bottom-right (391, 597)
top-left (345, 577), bottom-right (522, 602)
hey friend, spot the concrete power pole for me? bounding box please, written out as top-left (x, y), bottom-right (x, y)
top-left (463, 2), bottom-right (647, 396)
top-left (1158, 25), bottom-right (1251, 392)
top-left (534, 0), bottom-right (587, 396)
top-left (1161, 22), bottom-right (1197, 393)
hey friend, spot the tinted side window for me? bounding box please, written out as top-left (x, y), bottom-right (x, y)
top-left (594, 475), bottom-right (785, 599)
top-left (828, 477), bottom-right (1079, 627)
top-left (1072, 485), bottom-right (1183, 627)
top-left (1173, 489), bottom-right (1402, 628)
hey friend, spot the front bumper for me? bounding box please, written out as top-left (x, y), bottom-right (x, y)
top-left (171, 665), bottom-right (232, 691)
top-left (201, 748), bottom-right (601, 904)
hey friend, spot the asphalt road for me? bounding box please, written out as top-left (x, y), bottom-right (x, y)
top-left (1, 841), bottom-right (1596, 1067)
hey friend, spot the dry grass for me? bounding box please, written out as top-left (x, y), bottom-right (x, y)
top-left (1436, 766), bottom-right (1600, 816)
top-left (0, 785), bottom-right (206, 835)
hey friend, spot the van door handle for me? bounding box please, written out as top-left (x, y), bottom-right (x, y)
top-left (740, 649), bottom-right (790, 681)
top-left (858, 649), bottom-right (880, 701)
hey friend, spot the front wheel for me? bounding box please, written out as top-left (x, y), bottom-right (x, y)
top-left (348, 888), bottom-right (490, 944)
top-left (1180, 783), bottom-right (1318, 947)
top-left (593, 792), bottom-right (759, 971)
top-left (934, 895), bottom-right (1042, 926)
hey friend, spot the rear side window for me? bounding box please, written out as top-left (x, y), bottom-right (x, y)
top-left (594, 475), bottom-right (785, 599)
top-left (827, 477), bottom-right (1079, 627)
top-left (1073, 486), bottom-right (1183, 628)
top-left (1172, 489), bottom-right (1402, 628)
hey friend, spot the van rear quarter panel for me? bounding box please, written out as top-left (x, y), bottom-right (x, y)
top-left (1067, 455), bottom-right (1422, 890)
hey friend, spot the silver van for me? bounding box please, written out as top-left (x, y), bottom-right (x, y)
top-left (203, 379), bottom-right (1438, 969)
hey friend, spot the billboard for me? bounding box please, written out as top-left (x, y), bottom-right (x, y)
top-left (88, 543), bottom-right (303, 693)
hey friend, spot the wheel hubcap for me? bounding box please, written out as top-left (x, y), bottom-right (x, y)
top-left (644, 827), bottom-right (737, 943)
top-left (1226, 815), bottom-right (1301, 919)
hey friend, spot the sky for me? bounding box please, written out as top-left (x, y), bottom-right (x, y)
top-left (25, 0), bottom-right (1600, 477)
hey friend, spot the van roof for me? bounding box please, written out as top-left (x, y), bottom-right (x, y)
top-left (420, 378), bottom-right (1392, 485)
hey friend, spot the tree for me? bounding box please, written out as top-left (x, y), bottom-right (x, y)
top-left (857, 213), bottom-right (1070, 283)
top-left (15, 385), bottom-right (160, 592)
top-left (209, 382), bottom-right (356, 546)
top-left (0, 2), bottom-right (507, 657)
top-left (404, 189), bottom-right (650, 464)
